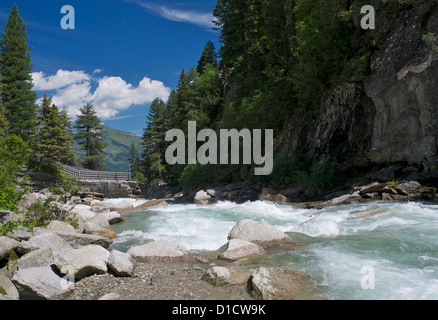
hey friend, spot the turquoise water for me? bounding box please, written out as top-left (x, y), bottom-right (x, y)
top-left (107, 199), bottom-right (438, 300)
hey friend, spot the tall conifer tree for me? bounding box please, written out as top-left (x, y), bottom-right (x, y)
top-left (74, 104), bottom-right (106, 171)
top-left (59, 106), bottom-right (77, 165)
top-left (142, 98), bottom-right (168, 179)
top-left (32, 94), bottom-right (75, 168)
top-left (197, 41), bottom-right (218, 74)
top-left (0, 4), bottom-right (37, 141)
top-left (0, 83), bottom-right (7, 136)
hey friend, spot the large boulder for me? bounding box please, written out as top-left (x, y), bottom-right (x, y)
top-left (202, 266), bottom-right (250, 287)
top-left (0, 236), bottom-right (19, 260)
top-left (194, 190), bottom-right (213, 205)
top-left (47, 220), bottom-right (76, 233)
top-left (32, 228), bottom-right (113, 248)
top-left (107, 250), bottom-right (136, 277)
top-left (26, 232), bottom-right (72, 255)
top-left (75, 207), bottom-right (96, 231)
top-left (15, 193), bottom-right (38, 214)
top-left (228, 219), bottom-right (305, 250)
top-left (54, 245), bottom-right (110, 280)
top-left (12, 266), bottom-right (74, 300)
top-left (100, 211), bottom-right (124, 224)
top-left (359, 182), bottom-right (387, 195)
top-left (250, 267), bottom-right (315, 300)
top-left (88, 214), bottom-right (111, 229)
top-left (17, 247), bottom-right (55, 270)
top-left (83, 222), bottom-right (117, 239)
top-left (132, 199), bottom-right (168, 211)
top-left (395, 181), bottom-right (422, 195)
top-left (0, 275), bottom-right (19, 300)
top-left (218, 239), bottom-right (265, 261)
top-left (0, 210), bottom-right (19, 227)
top-left (110, 200), bottom-right (134, 213)
top-left (258, 187), bottom-right (277, 202)
top-left (127, 239), bottom-right (195, 263)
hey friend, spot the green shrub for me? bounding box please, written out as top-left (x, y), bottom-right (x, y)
top-left (294, 161), bottom-right (344, 190)
top-left (386, 181), bottom-right (399, 189)
top-left (24, 195), bottom-right (73, 228)
top-left (0, 135), bottom-right (30, 211)
top-left (179, 163), bottom-right (216, 192)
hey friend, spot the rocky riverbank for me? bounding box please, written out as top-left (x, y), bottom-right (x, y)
top-left (0, 196), bottom-right (317, 300)
top-left (1, 173), bottom-right (436, 300)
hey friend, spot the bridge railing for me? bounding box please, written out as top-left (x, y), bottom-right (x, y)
top-left (59, 164), bottom-right (131, 182)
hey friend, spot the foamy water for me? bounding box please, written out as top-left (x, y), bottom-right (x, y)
top-left (106, 199), bottom-right (438, 300)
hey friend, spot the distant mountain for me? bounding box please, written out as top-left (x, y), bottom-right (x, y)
top-left (74, 125), bottom-right (143, 172)
top-left (101, 125), bottom-right (143, 172)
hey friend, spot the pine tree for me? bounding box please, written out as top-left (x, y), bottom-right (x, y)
top-left (0, 83), bottom-right (7, 136)
top-left (142, 98), bottom-right (168, 180)
top-left (59, 106), bottom-right (77, 165)
top-left (74, 104), bottom-right (106, 171)
top-left (197, 41), bottom-right (218, 74)
top-left (32, 94), bottom-right (75, 168)
top-left (0, 4), bottom-right (37, 141)
top-left (128, 141), bottom-right (141, 177)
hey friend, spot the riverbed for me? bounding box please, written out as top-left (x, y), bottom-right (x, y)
top-left (104, 198), bottom-right (438, 300)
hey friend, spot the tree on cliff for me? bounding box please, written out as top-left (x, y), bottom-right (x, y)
top-left (197, 40), bottom-right (218, 74)
top-left (74, 104), bottom-right (106, 171)
top-left (0, 4), bottom-right (37, 141)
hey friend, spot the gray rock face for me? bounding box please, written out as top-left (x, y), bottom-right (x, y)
top-left (250, 267), bottom-right (314, 300)
top-left (54, 245), bottom-right (110, 280)
top-left (218, 239), bottom-right (265, 261)
top-left (12, 266), bottom-right (74, 300)
top-left (142, 179), bottom-right (181, 199)
top-left (0, 236), bottom-right (19, 260)
top-left (47, 220), bottom-right (76, 233)
top-left (228, 219), bottom-right (305, 250)
top-left (202, 266), bottom-right (250, 287)
top-left (363, 2), bottom-right (438, 170)
top-left (17, 247), bottom-right (55, 270)
top-left (0, 275), bottom-right (19, 300)
top-left (27, 232), bottom-right (72, 255)
top-left (127, 239), bottom-right (195, 263)
top-left (82, 181), bottom-right (141, 198)
top-left (0, 210), bottom-right (19, 227)
top-left (110, 200), bottom-right (134, 213)
top-left (100, 211), bottom-right (124, 224)
top-left (83, 222), bottom-right (117, 239)
top-left (132, 199), bottom-right (168, 212)
top-left (194, 190), bottom-right (212, 205)
top-left (274, 1), bottom-right (438, 174)
top-left (33, 228), bottom-right (113, 248)
top-left (107, 250), bottom-right (136, 277)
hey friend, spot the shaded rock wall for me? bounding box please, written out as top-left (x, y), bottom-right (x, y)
top-left (277, 0), bottom-right (438, 173)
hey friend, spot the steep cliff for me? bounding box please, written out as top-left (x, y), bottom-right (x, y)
top-left (277, 0), bottom-right (438, 179)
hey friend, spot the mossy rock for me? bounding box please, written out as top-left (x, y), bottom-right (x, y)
top-left (0, 285), bottom-right (6, 295)
top-left (7, 250), bottom-right (19, 271)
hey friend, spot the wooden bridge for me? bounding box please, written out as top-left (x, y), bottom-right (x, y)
top-left (59, 164), bottom-right (131, 182)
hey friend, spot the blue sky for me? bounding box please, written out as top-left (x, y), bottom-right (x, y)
top-left (0, 0), bottom-right (220, 135)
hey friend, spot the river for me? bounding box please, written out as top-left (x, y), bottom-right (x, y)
top-left (103, 198), bottom-right (438, 300)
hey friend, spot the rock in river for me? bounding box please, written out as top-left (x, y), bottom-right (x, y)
top-left (228, 219), bottom-right (305, 251)
top-left (127, 239), bottom-right (195, 263)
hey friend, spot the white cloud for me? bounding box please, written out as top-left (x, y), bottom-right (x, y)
top-left (32, 70), bottom-right (91, 91)
top-left (33, 69), bottom-right (171, 120)
top-left (133, 2), bottom-right (217, 29)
